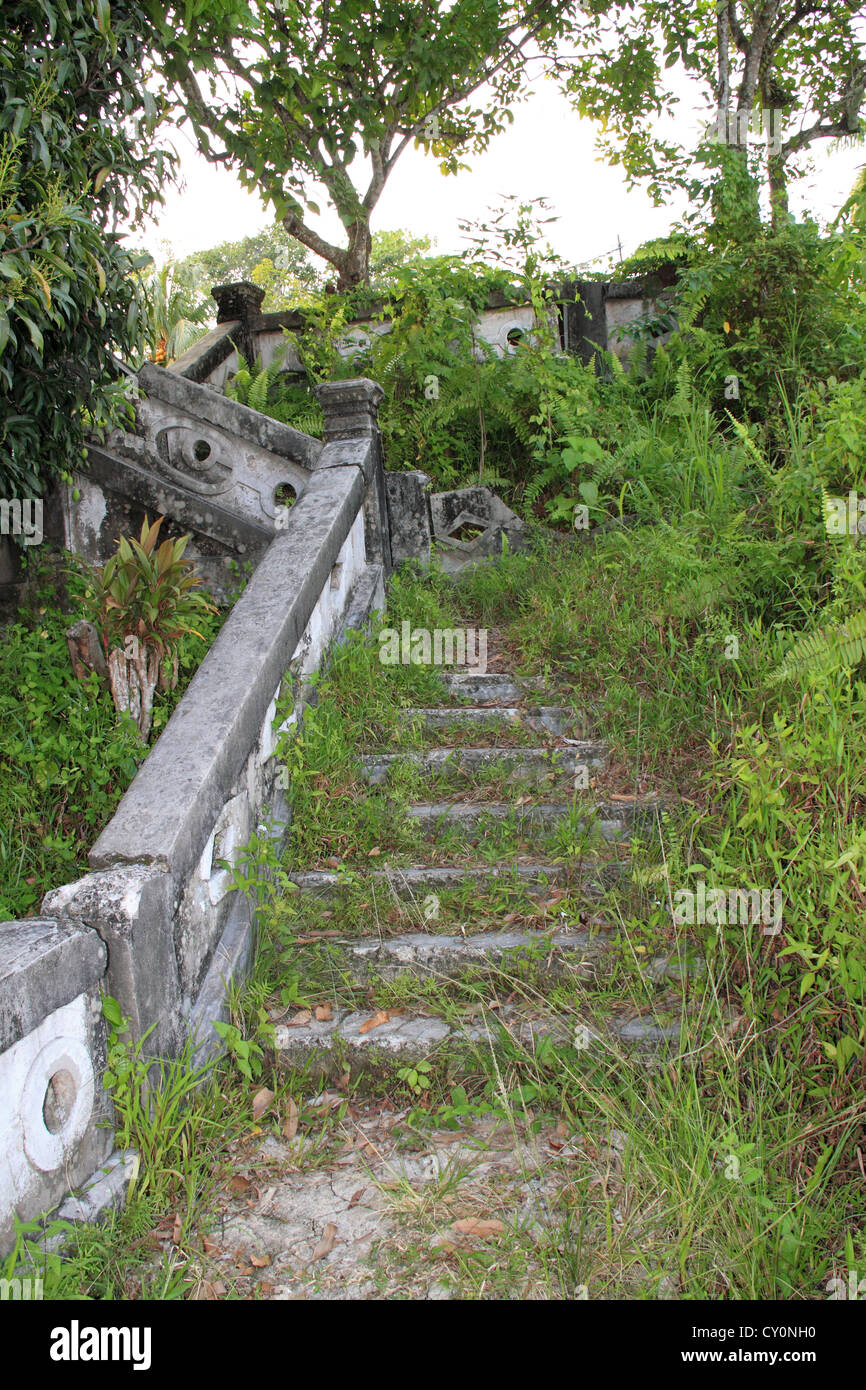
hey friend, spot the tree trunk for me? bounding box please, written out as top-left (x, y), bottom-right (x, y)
top-left (768, 149), bottom-right (789, 230)
top-left (710, 140), bottom-right (762, 241)
top-left (66, 619), bottom-right (109, 687)
top-left (337, 219), bottom-right (372, 291)
top-left (106, 638), bottom-right (161, 741)
top-left (281, 206), bottom-right (373, 291)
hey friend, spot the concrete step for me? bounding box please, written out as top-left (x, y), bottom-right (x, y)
top-left (286, 861), bottom-right (623, 901)
top-left (358, 743), bottom-right (609, 786)
top-left (438, 673), bottom-right (528, 703)
top-left (273, 1002), bottom-right (685, 1080)
top-left (323, 928), bottom-right (613, 984)
top-left (406, 798), bottom-right (664, 842)
top-left (402, 705), bottom-right (570, 736)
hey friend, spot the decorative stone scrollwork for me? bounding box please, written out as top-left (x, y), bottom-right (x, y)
top-left (154, 425), bottom-right (233, 494)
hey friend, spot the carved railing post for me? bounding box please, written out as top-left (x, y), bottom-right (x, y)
top-left (210, 281), bottom-right (266, 369)
top-left (314, 378), bottom-right (392, 573)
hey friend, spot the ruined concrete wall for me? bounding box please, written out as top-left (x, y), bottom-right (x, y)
top-left (183, 279), bottom-right (670, 396)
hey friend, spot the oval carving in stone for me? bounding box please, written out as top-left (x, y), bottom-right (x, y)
top-left (154, 426), bottom-right (233, 494)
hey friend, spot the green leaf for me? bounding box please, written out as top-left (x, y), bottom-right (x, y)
top-left (102, 995), bottom-right (125, 1027)
top-left (19, 316), bottom-right (44, 353)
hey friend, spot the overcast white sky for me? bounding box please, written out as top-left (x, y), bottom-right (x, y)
top-left (131, 72), bottom-right (865, 273)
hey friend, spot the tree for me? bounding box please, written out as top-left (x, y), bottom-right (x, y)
top-left (0, 1), bottom-right (171, 497)
top-left (89, 514), bottom-right (216, 742)
top-left (175, 224), bottom-right (433, 316)
top-left (835, 160), bottom-right (866, 228)
top-left (566, 1), bottom-right (866, 231)
top-left (368, 228), bottom-right (435, 291)
top-left (151, 0), bottom-right (583, 289)
top-left (177, 223), bottom-right (323, 314)
top-left (136, 258), bottom-right (212, 364)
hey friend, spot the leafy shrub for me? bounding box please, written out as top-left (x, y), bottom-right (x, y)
top-left (0, 1), bottom-right (170, 495)
top-left (81, 515), bottom-right (217, 740)
top-left (0, 554), bottom-right (228, 919)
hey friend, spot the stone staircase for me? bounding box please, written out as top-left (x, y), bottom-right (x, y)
top-left (270, 668), bottom-right (686, 1082)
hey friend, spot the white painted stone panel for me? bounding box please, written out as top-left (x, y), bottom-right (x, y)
top-left (0, 995), bottom-right (99, 1234)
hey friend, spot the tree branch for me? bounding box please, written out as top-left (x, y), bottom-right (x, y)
top-left (727, 1), bottom-right (750, 55)
top-left (782, 118), bottom-right (858, 157)
top-left (768, 0), bottom-right (825, 52)
top-left (738, 0), bottom-right (782, 113)
top-left (280, 212), bottom-right (345, 271)
top-left (717, 0), bottom-right (731, 109)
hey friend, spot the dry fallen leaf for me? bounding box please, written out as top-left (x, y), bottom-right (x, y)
top-left (348, 1188), bottom-right (365, 1209)
top-left (359, 1009), bottom-right (391, 1035)
top-left (325, 857), bottom-right (341, 869)
top-left (310, 1223), bottom-right (338, 1262)
top-left (202, 1235), bottom-right (221, 1256)
top-left (310, 1090), bottom-right (344, 1110)
top-left (228, 1175), bottom-right (252, 1197)
top-left (252, 1087), bottom-right (274, 1121)
top-left (192, 1280), bottom-right (224, 1301)
top-left (315, 1002), bottom-right (332, 1021)
top-left (288, 1009), bottom-right (312, 1027)
top-left (367, 847), bottom-right (381, 857)
top-left (258, 1280), bottom-right (274, 1297)
top-left (172, 1213), bottom-right (182, 1245)
top-left (283, 1097), bottom-right (299, 1140)
top-left (250, 1253), bottom-right (271, 1268)
top-left (450, 1218), bottom-right (506, 1239)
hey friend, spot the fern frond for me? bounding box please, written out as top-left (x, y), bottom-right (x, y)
top-left (771, 609), bottom-right (866, 682)
top-left (247, 358), bottom-right (281, 414)
top-left (522, 459), bottom-right (563, 508)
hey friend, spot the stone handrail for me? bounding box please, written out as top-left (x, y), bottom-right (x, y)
top-left (0, 373), bottom-right (390, 1253)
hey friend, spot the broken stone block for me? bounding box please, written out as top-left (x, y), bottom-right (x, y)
top-left (428, 486), bottom-right (529, 573)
